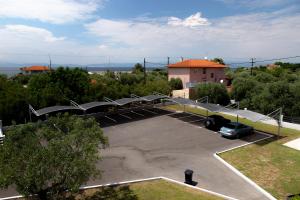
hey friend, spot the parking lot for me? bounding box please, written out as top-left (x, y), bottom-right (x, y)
top-left (0, 107), bottom-right (271, 199)
top-left (91, 107), bottom-right (270, 200)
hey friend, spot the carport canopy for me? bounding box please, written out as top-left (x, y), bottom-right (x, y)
top-left (33, 106), bottom-right (82, 117)
top-left (79, 101), bottom-right (117, 111)
top-left (139, 94), bottom-right (169, 102)
top-left (169, 97), bottom-right (274, 122)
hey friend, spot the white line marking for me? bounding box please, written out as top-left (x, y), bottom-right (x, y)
top-left (131, 111), bottom-right (144, 117)
top-left (162, 177), bottom-right (238, 200)
top-left (214, 133), bottom-right (276, 200)
top-left (0, 177), bottom-right (238, 200)
top-left (119, 114), bottom-right (132, 119)
top-left (142, 109), bottom-right (157, 114)
top-left (187, 119), bottom-right (206, 123)
top-left (104, 115), bottom-right (117, 123)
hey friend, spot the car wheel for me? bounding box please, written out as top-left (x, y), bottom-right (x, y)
top-left (205, 120), bottom-right (211, 128)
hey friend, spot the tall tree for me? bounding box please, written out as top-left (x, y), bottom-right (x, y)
top-left (132, 63), bottom-right (144, 74)
top-left (0, 114), bottom-right (108, 200)
top-left (195, 82), bottom-right (230, 105)
top-left (211, 58), bottom-right (225, 65)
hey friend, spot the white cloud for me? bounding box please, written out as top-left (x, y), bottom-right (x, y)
top-left (85, 11), bottom-right (300, 61)
top-left (0, 0), bottom-right (103, 24)
top-left (4, 25), bottom-right (65, 42)
top-left (0, 11), bottom-right (300, 65)
top-left (168, 12), bottom-right (210, 27)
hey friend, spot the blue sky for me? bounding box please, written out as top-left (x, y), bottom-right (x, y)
top-left (0, 0), bottom-right (299, 65)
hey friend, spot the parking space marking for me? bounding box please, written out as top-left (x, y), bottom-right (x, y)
top-left (131, 111), bottom-right (145, 117)
top-left (186, 119), bottom-right (206, 123)
top-left (177, 114), bottom-right (195, 119)
top-left (119, 114), bottom-right (132, 119)
top-left (104, 116), bottom-right (117, 123)
top-left (142, 108), bottom-right (158, 114)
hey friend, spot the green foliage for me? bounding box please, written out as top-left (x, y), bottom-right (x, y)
top-left (0, 76), bottom-right (28, 125)
top-left (27, 67), bottom-right (91, 108)
top-left (195, 82), bottom-right (230, 105)
top-left (211, 58), bottom-right (225, 65)
top-left (169, 78), bottom-right (183, 90)
top-left (132, 63), bottom-right (144, 74)
top-left (228, 63), bottom-right (300, 116)
top-left (0, 114), bottom-right (108, 200)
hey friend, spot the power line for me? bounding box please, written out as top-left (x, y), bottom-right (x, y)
top-left (228, 56), bottom-right (300, 65)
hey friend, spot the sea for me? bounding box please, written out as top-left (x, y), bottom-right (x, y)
top-left (0, 66), bottom-right (163, 77)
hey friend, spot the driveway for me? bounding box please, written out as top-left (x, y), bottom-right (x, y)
top-left (91, 108), bottom-right (270, 200)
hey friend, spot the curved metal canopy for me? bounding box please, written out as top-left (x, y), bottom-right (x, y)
top-left (79, 101), bottom-right (117, 111)
top-left (34, 106), bottom-right (82, 117)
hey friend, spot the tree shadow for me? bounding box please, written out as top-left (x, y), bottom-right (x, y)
top-left (85, 185), bottom-right (138, 200)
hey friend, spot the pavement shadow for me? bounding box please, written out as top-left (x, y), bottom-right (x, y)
top-left (96, 108), bottom-right (172, 128)
top-left (168, 112), bottom-right (206, 129)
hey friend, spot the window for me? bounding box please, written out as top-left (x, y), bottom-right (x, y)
top-left (211, 73), bottom-right (214, 78)
top-left (203, 68), bottom-right (206, 74)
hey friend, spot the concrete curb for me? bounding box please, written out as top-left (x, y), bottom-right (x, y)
top-left (0, 176), bottom-right (238, 200)
top-left (214, 132), bottom-right (277, 200)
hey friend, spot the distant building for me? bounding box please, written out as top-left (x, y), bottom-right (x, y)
top-left (266, 64), bottom-right (279, 70)
top-left (20, 66), bottom-right (50, 75)
top-left (168, 59), bottom-right (227, 89)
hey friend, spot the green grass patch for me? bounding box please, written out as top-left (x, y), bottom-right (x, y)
top-left (165, 104), bottom-right (300, 199)
top-left (78, 180), bottom-right (224, 200)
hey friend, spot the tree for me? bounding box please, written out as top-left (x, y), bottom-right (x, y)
top-left (0, 114), bottom-right (108, 200)
top-left (0, 76), bottom-right (29, 125)
top-left (195, 83), bottom-right (230, 105)
top-left (211, 58), bottom-right (225, 65)
top-left (169, 78), bottom-right (183, 90)
top-left (132, 63), bottom-right (144, 73)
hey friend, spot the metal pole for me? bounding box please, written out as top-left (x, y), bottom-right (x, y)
top-left (277, 108), bottom-right (282, 137)
top-left (29, 106), bottom-right (32, 122)
top-left (143, 58), bottom-right (146, 84)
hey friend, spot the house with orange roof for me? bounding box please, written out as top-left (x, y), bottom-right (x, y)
top-left (168, 59), bottom-right (227, 89)
top-left (20, 66), bottom-right (50, 75)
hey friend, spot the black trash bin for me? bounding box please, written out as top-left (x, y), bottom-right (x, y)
top-left (184, 169), bottom-right (193, 185)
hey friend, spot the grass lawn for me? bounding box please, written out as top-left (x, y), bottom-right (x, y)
top-left (77, 179), bottom-right (224, 200)
top-left (165, 104), bottom-right (300, 200)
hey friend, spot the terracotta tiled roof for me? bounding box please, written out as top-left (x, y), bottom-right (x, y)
top-left (168, 59), bottom-right (226, 68)
top-left (20, 66), bottom-right (50, 71)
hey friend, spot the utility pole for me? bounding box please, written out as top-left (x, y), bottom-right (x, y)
top-left (143, 58), bottom-right (146, 84)
top-left (48, 54), bottom-right (52, 70)
top-left (250, 58), bottom-right (255, 75)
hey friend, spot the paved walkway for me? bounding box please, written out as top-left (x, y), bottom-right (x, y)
top-left (284, 137), bottom-right (300, 151)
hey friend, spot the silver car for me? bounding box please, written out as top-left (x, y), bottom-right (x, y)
top-left (219, 122), bottom-right (254, 138)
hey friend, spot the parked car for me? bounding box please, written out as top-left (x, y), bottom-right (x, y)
top-left (219, 122), bottom-right (254, 138)
top-left (204, 115), bottom-right (231, 131)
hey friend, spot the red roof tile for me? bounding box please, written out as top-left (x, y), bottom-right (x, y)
top-left (20, 66), bottom-right (50, 71)
top-left (168, 59), bottom-right (226, 68)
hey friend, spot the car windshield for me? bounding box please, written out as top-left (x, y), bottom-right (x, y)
top-left (224, 123), bottom-right (236, 129)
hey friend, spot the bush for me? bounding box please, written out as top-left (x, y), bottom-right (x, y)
top-left (195, 82), bottom-right (230, 105)
top-left (169, 78), bottom-right (183, 90)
